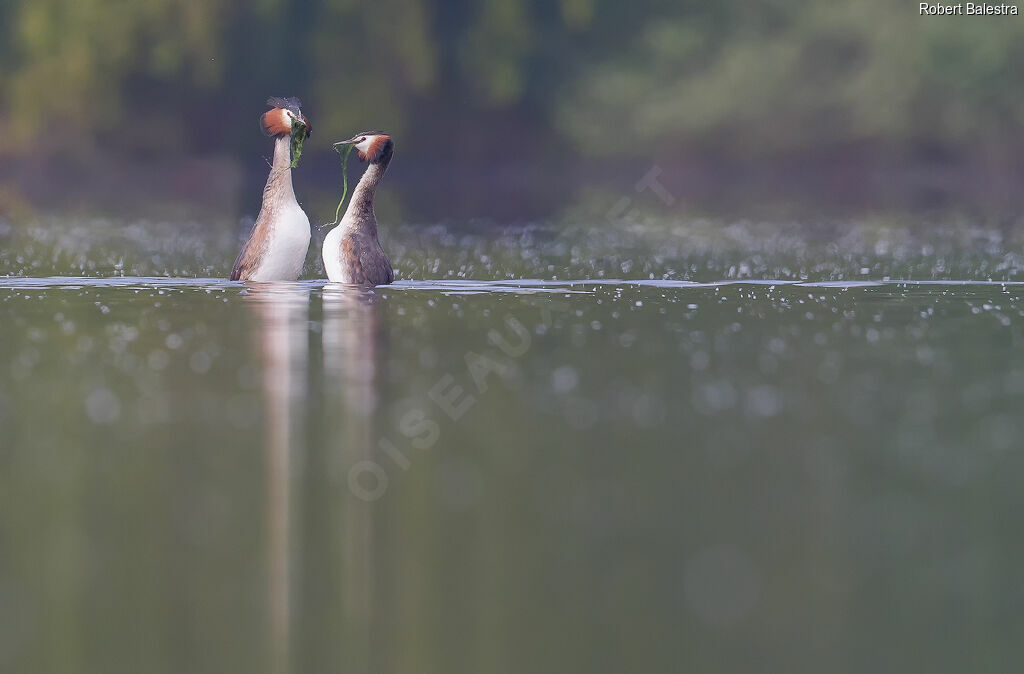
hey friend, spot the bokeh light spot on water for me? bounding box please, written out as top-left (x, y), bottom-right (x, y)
top-left (84, 387), bottom-right (121, 424)
top-left (551, 365), bottom-right (580, 393)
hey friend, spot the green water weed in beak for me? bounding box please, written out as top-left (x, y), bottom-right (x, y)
top-left (289, 123), bottom-right (307, 169)
top-left (331, 143), bottom-right (355, 225)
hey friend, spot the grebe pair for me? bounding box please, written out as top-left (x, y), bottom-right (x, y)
top-left (231, 98), bottom-right (394, 286)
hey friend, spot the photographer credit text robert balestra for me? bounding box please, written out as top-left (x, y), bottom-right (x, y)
top-left (920, 3), bottom-right (1018, 13)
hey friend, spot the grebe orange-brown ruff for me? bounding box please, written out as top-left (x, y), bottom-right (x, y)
top-left (322, 132), bottom-right (395, 286)
top-left (231, 97), bottom-right (312, 282)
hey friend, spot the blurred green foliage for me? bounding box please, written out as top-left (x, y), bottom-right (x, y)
top-left (563, 1), bottom-right (1024, 159)
top-left (1, 0), bottom-right (1023, 159)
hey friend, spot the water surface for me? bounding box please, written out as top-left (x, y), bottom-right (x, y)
top-left (2, 216), bottom-right (1024, 672)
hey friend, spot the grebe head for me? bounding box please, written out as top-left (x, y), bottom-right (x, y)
top-left (334, 132), bottom-right (393, 164)
top-left (260, 96), bottom-right (311, 138)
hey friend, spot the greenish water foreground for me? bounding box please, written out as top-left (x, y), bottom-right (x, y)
top-left (2, 216), bottom-right (1024, 672)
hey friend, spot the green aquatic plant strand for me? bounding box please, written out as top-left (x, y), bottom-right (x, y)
top-left (289, 124), bottom-right (307, 169)
top-left (332, 143), bottom-right (355, 225)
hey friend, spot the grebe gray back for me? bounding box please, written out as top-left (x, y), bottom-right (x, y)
top-left (322, 132), bottom-right (395, 286)
top-left (231, 97), bottom-right (312, 282)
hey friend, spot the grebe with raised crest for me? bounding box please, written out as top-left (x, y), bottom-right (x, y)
top-left (322, 132), bottom-right (395, 286)
top-left (231, 97), bottom-right (312, 282)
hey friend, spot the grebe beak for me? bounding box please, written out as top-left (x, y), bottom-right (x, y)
top-left (333, 135), bottom-right (361, 146)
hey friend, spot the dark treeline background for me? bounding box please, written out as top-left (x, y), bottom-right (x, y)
top-left (2, 0), bottom-right (1024, 218)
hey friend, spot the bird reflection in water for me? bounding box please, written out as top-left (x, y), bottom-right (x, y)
top-left (244, 283), bottom-right (310, 672)
top-left (244, 282), bottom-right (385, 671)
top-left (320, 284), bottom-right (385, 673)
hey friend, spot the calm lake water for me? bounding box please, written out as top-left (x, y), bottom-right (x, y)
top-left (3, 214), bottom-right (1024, 672)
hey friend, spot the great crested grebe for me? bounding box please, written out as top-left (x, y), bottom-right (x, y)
top-left (231, 97), bottom-right (312, 282)
top-left (322, 132), bottom-right (395, 285)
